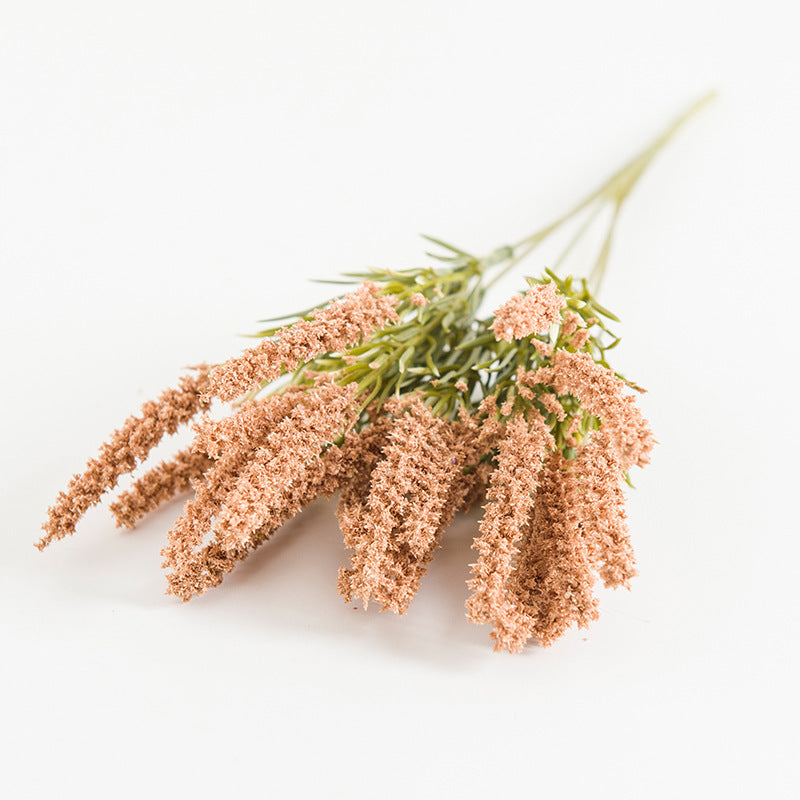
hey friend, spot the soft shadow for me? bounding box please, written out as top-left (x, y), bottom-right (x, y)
top-left (41, 491), bottom-right (546, 665)
top-left (201, 498), bottom-right (543, 667)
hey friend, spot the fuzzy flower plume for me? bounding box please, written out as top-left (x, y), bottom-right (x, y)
top-left (491, 282), bottom-right (566, 342)
top-left (511, 451), bottom-right (599, 647)
top-left (37, 366), bottom-right (211, 550)
top-left (190, 386), bottom-right (306, 460)
top-left (110, 449), bottom-right (213, 529)
top-left (465, 412), bottom-right (553, 652)
top-left (160, 389), bottom-right (306, 571)
top-left (338, 397), bottom-right (492, 614)
top-left (339, 398), bottom-right (452, 612)
top-left (549, 349), bottom-right (655, 471)
top-left (211, 380), bottom-right (359, 552)
top-left (209, 282), bottom-right (399, 402)
top-left (165, 423), bottom-right (373, 602)
top-left (570, 431), bottom-right (637, 589)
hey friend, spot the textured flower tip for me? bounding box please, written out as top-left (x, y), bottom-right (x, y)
top-left (208, 282), bottom-right (399, 402)
top-left (36, 366), bottom-right (211, 550)
top-left (336, 396), bottom-right (464, 612)
top-left (491, 282), bottom-right (566, 342)
top-left (110, 449), bottom-right (213, 529)
top-left (410, 292), bottom-right (427, 307)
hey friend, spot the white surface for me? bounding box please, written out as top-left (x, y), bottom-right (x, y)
top-left (1, 1), bottom-right (798, 798)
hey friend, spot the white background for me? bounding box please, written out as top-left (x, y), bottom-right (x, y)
top-left (1, 1), bottom-right (798, 797)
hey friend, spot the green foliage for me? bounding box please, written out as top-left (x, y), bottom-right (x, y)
top-left (239, 94), bottom-right (713, 451)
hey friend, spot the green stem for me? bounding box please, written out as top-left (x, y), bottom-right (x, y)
top-left (485, 92), bottom-right (715, 292)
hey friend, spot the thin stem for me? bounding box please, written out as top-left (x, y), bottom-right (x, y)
top-left (588, 201), bottom-right (622, 294)
top-left (551, 203), bottom-right (605, 273)
top-left (485, 92), bottom-right (715, 290)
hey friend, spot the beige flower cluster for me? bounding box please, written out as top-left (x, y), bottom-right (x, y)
top-left (491, 282), bottom-right (566, 342)
top-left (37, 366), bottom-right (212, 550)
top-left (39, 279), bottom-right (653, 652)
